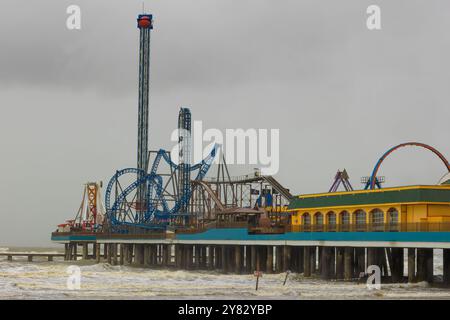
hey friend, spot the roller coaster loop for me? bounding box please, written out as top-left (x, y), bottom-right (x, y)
top-left (104, 144), bottom-right (218, 230)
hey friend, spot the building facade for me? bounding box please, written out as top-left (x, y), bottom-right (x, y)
top-left (288, 185), bottom-right (450, 232)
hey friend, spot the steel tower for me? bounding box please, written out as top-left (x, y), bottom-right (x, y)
top-left (137, 14), bottom-right (153, 218)
top-left (178, 107), bottom-right (192, 219)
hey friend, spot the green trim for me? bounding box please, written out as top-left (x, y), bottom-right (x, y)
top-left (288, 188), bottom-right (450, 210)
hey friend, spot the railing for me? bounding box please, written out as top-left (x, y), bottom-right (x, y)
top-left (51, 231), bottom-right (167, 239)
top-left (168, 222), bottom-right (450, 234)
top-left (286, 223), bottom-right (450, 233)
top-left (248, 225), bottom-right (286, 234)
top-left (175, 227), bottom-right (207, 234)
top-left (203, 172), bottom-right (259, 183)
top-left (97, 233), bottom-right (167, 239)
top-left (216, 221), bottom-right (249, 229)
top-left (53, 223), bottom-right (450, 240)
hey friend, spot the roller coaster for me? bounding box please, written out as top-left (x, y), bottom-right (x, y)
top-left (104, 143), bottom-right (218, 232)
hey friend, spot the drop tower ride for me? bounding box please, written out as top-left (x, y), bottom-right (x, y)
top-left (136, 14), bottom-right (153, 218)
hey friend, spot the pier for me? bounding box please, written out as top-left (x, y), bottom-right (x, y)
top-left (51, 224), bottom-right (450, 286)
top-left (0, 252), bottom-right (81, 262)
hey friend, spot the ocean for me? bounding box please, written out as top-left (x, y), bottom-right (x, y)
top-left (0, 247), bottom-right (450, 300)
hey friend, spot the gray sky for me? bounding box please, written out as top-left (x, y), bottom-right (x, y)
top-left (1, 0), bottom-right (449, 246)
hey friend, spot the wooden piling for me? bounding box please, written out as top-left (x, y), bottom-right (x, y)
top-left (250, 246), bottom-right (257, 272)
top-left (344, 247), bottom-right (353, 280)
top-left (256, 246), bottom-right (262, 272)
top-left (266, 246), bottom-right (273, 273)
top-left (444, 249), bottom-right (450, 286)
top-left (195, 245), bottom-right (201, 269)
top-left (245, 246), bottom-right (251, 273)
top-left (96, 243), bottom-right (101, 263)
top-left (408, 248), bottom-right (416, 283)
top-left (235, 245), bottom-right (242, 274)
top-left (144, 245), bottom-right (151, 267)
top-left (275, 246), bottom-right (283, 272)
top-left (317, 247), bottom-right (322, 274)
top-left (107, 244), bottom-right (112, 264)
top-left (201, 246), bottom-right (207, 269)
top-left (181, 245), bottom-right (186, 269)
top-left (296, 247), bottom-right (304, 273)
top-left (320, 247), bottom-right (335, 279)
top-left (207, 246), bottom-right (214, 269)
top-left (320, 247), bottom-right (329, 279)
top-left (303, 247), bottom-right (311, 277)
top-left (72, 243), bottom-right (78, 261)
top-left (426, 249), bottom-right (434, 283)
top-left (283, 246), bottom-right (291, 272)
top-left (221, 245), bottom-right (227, 273)
top-left (112, 243), bottom-right (118, 265)
top-left (214, 246), bottom-right (221, 269)
top-left (128, 244), bottom-right (134, 264)
top-left (82, 243), bottom-right (88, 260)
top-left (119, 244), bottom-right (124, 265)
top-left (391, 248), bottom-right (404, 282)
top-left (153, 245), bottom-right (158, 265)
top-left (136, 244), bottom-right (145, 266)
top-left (367, 248), bottom-right (377, 269)
top-left (311, 246), bottom-right (317, 274)
top-left (336, 247), bottom-right (344, 280)
top-left (64, 244), bottom-right (69, 261)
top-left (162, 244), bottom-right (169, 266)
top-left (355, 248), bottom-right (365, 277)
top-left (380, 248), bottom-right (389, 276)
top-left (416, 248), bottom-right (427, 282)
top-left (175, 245), bottom-right (181, 268)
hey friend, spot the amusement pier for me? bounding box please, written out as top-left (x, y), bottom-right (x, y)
top-left (49, 14), bottom-right (450, 286)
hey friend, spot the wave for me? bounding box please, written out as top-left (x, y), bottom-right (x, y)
top-left (0, 260), bottom-right (450, 299)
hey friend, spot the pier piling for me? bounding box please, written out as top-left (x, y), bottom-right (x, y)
top-left (303, 247), bottom-right (311, 277)
top-left (408, 248), bottom-right (416, 283)
top-left (444, 249), bottom-right (450, 286)
top-left (266, 246), bottom-right (273, 273)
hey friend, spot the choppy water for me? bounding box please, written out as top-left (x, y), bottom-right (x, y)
top-left (1, 247), bottom-right (450, 299)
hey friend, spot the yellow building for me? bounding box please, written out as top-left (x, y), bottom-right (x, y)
top-left (288, 185), bottom-right (450, 232)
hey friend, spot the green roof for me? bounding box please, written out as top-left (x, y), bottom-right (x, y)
top-left (288, 187), bottom-right (450, 210)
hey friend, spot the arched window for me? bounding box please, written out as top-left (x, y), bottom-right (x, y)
top-left (314, 212), bottom-right (323, 231)
top-left (340, 211), bottom-right (350, 225)
top-left (314, 212), bottom-right (324, 225)
top-left (370, 208), bottom-right (384, 231)
top-left (388, 208), bottom-right (399, 224)
top-left (327, 211), bottom-right (336, 231)
top-left (327, 212), bottom-right (336, 225)
top-left (302, 213), bottom-right (311, 225)
top-left (387, 208), bottom-right (399, 231)
top-left (370, 209), bottom-right (384, 224)
top-left (354, 210), bottom-right (367, 231)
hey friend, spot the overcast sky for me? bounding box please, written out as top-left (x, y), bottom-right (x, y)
top-left (1, 1), bottom-right (449, 246)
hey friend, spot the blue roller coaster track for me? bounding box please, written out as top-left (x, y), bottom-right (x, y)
top-left (104, 144), bottom-right (218, 231)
